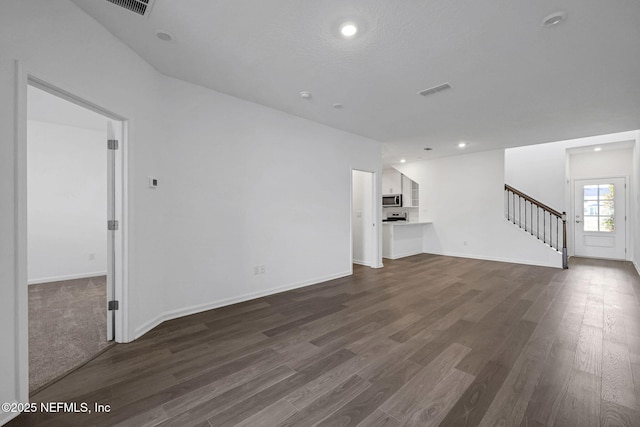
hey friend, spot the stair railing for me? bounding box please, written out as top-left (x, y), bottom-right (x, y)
top-left (504, 184), bottom-right (568, 269)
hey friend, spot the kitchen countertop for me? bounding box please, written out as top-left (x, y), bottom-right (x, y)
top-left (382, 221), bottom-right (431, 226)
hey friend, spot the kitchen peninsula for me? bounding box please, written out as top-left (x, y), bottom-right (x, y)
top-left (382, 221), bottom-right (431, 259)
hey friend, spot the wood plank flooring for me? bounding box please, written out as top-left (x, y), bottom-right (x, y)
top-left (8, 254), bottom-right (640, 426)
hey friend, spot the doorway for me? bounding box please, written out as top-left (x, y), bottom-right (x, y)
top-left (26, 83), bottom-right (122, 392)
top-left (352, 170), bottom-right (376, 268)
top-left (573, 177), bottom-right (627, 259)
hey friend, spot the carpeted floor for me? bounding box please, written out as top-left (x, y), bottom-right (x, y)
top-left (28, 275), bottom-right (110, 393)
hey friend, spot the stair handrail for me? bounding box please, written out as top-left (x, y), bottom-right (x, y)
top-left (504, 184), bottom-right (568, 269)
top-left (504, 184), bottom-right (562, 218)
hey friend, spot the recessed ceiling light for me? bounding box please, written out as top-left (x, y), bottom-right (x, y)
top-left (340, 23), bottom-right (358, 37)
top-left (594, 147), bottom-right (602, 152)
top-left (156, 31), bottom-right (173, 41)
top-left (542, 11), bottom-right (567, 27)
top-left (332, 103), bottom-right (343, 109)
top-left (424, 147), bottom-right (433, 151)
top-left (299, 91), bottom-right (312, 100)
top-left (400, 159), bottom-right (406, 163)
top-left (458, 142), bottom-right (467, 148)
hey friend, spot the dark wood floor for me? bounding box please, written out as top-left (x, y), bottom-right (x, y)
top-left (9, 254), bottom-right (640, 426)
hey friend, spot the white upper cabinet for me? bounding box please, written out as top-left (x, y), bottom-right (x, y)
top-left (382, 168), bottom-right (402, 195)
top-left (402, 175), bottom-right (412, 207)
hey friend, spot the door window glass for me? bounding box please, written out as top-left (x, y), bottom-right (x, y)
top-left (583, 184), bottom-right (615, 232)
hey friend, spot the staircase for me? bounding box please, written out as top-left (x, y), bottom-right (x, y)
top-left (504, 184), bottom-right (568, 269)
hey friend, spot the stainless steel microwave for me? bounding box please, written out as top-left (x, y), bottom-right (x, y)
top-left (382, 194), bottom-right (402, 207)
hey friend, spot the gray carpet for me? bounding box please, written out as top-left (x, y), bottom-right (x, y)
top-left (28, 276), bottom-right (110, 392)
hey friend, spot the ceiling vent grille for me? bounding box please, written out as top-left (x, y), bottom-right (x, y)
top-left (106, 0), bottom-right (150, 16)
top-left (418, 83), bottom-right (452, 97)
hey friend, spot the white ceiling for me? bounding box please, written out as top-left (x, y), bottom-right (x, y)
top-left (70, 0), bottom-right (640, 164)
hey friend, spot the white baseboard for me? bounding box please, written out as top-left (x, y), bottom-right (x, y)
top-left (427, 251), bottom-right (562, 269)
top-left (352, 260), bottom-right (377, 268)
top-left (28, 271), bottom-right (107, 285)
top-left (1, 402), bottom-right (21, 426)
top-left (383, 249), bottom-right (423, 260)
top-left (134, 270), bottom-right (352, 340)
top-left (633, 260), bottom-right (640, 277)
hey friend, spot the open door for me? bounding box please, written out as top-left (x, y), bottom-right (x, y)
top-left (26, 82), bottom-right (125, 392)
top-left (106, 121), bottom-right (117, 341)
top-left (352, 170), bottom-right (376, 267)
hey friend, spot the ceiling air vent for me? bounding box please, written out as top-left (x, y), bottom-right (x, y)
top-left (417, 83), bottom-right (452, 97)
top-left (106, 0), bottom-right (151, 16)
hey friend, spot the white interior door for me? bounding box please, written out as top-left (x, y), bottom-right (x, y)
top-left (352, 170), bottom-right (376, 267)
top-left (574, 178), bottom-right (626, 259)
top-left (106, 121), bottom-right (115, 341)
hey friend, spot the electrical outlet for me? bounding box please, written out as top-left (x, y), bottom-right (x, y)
top-left (260, 265), bottom-right (266, 274)
top-left (253, 266), bottom-right (260, 275)
top-left (89, 253), bottom-right (95, 260)
top-left (463, 241), bottom-right (468, 246)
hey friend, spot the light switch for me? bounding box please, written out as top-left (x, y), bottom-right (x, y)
top-left (148, 177), bottom-right (158, 189)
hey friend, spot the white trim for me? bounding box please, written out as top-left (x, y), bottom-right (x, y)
top-left (0, 401), bottom-right (22, 426)
top-left (427, 251), bottom-right (562, 269)
top-left (14, 59), bottom-right (30, 407)
top-left (633, 261), bottom-right (640, 277)
top-left (27, 271), bottom-right (107, 285)
top-left (383, 249), bottom-right (424, 260)
top-left (134, 270), bottom-right (352, 339)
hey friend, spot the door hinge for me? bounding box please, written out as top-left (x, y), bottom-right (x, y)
top-left (107, 139), bottom-right (119, 150)
top-left (108, 300), bottom-right (119, 311)
top-left (108, 220), bottom-right (119, 231)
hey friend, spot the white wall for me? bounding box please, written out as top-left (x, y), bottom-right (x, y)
top-left (0, 0), bottom-right (165, 416)
top-left (505, 131), bottom-right (638, 213)
top-left (27, 120), bottom-right (107, 284)
top-left (506, 131), bottom-right (638, 259)
top-left (0, 1), bottom-right (381, 419)
top-left (149, 76), bottom-right (380, 330)
top-left (397, 150), bottom-right (562, 268)
top-left (569, 148), bottom-right (633, 179)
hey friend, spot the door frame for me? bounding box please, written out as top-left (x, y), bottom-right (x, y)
top-left (14, 62), bottom-right (129, 401)
top-left (572, 175), bottom-right (629, 260)
top-left (350, 168), bottom-right (382, 271)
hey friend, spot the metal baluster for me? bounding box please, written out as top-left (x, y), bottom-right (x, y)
top-left (543, 211), bottom-right (546, 244)
top-left (506, 189), bottom-right (509, 221)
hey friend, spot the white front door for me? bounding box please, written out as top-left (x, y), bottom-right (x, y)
top-left (574, 178), bottom-right (626, 259)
